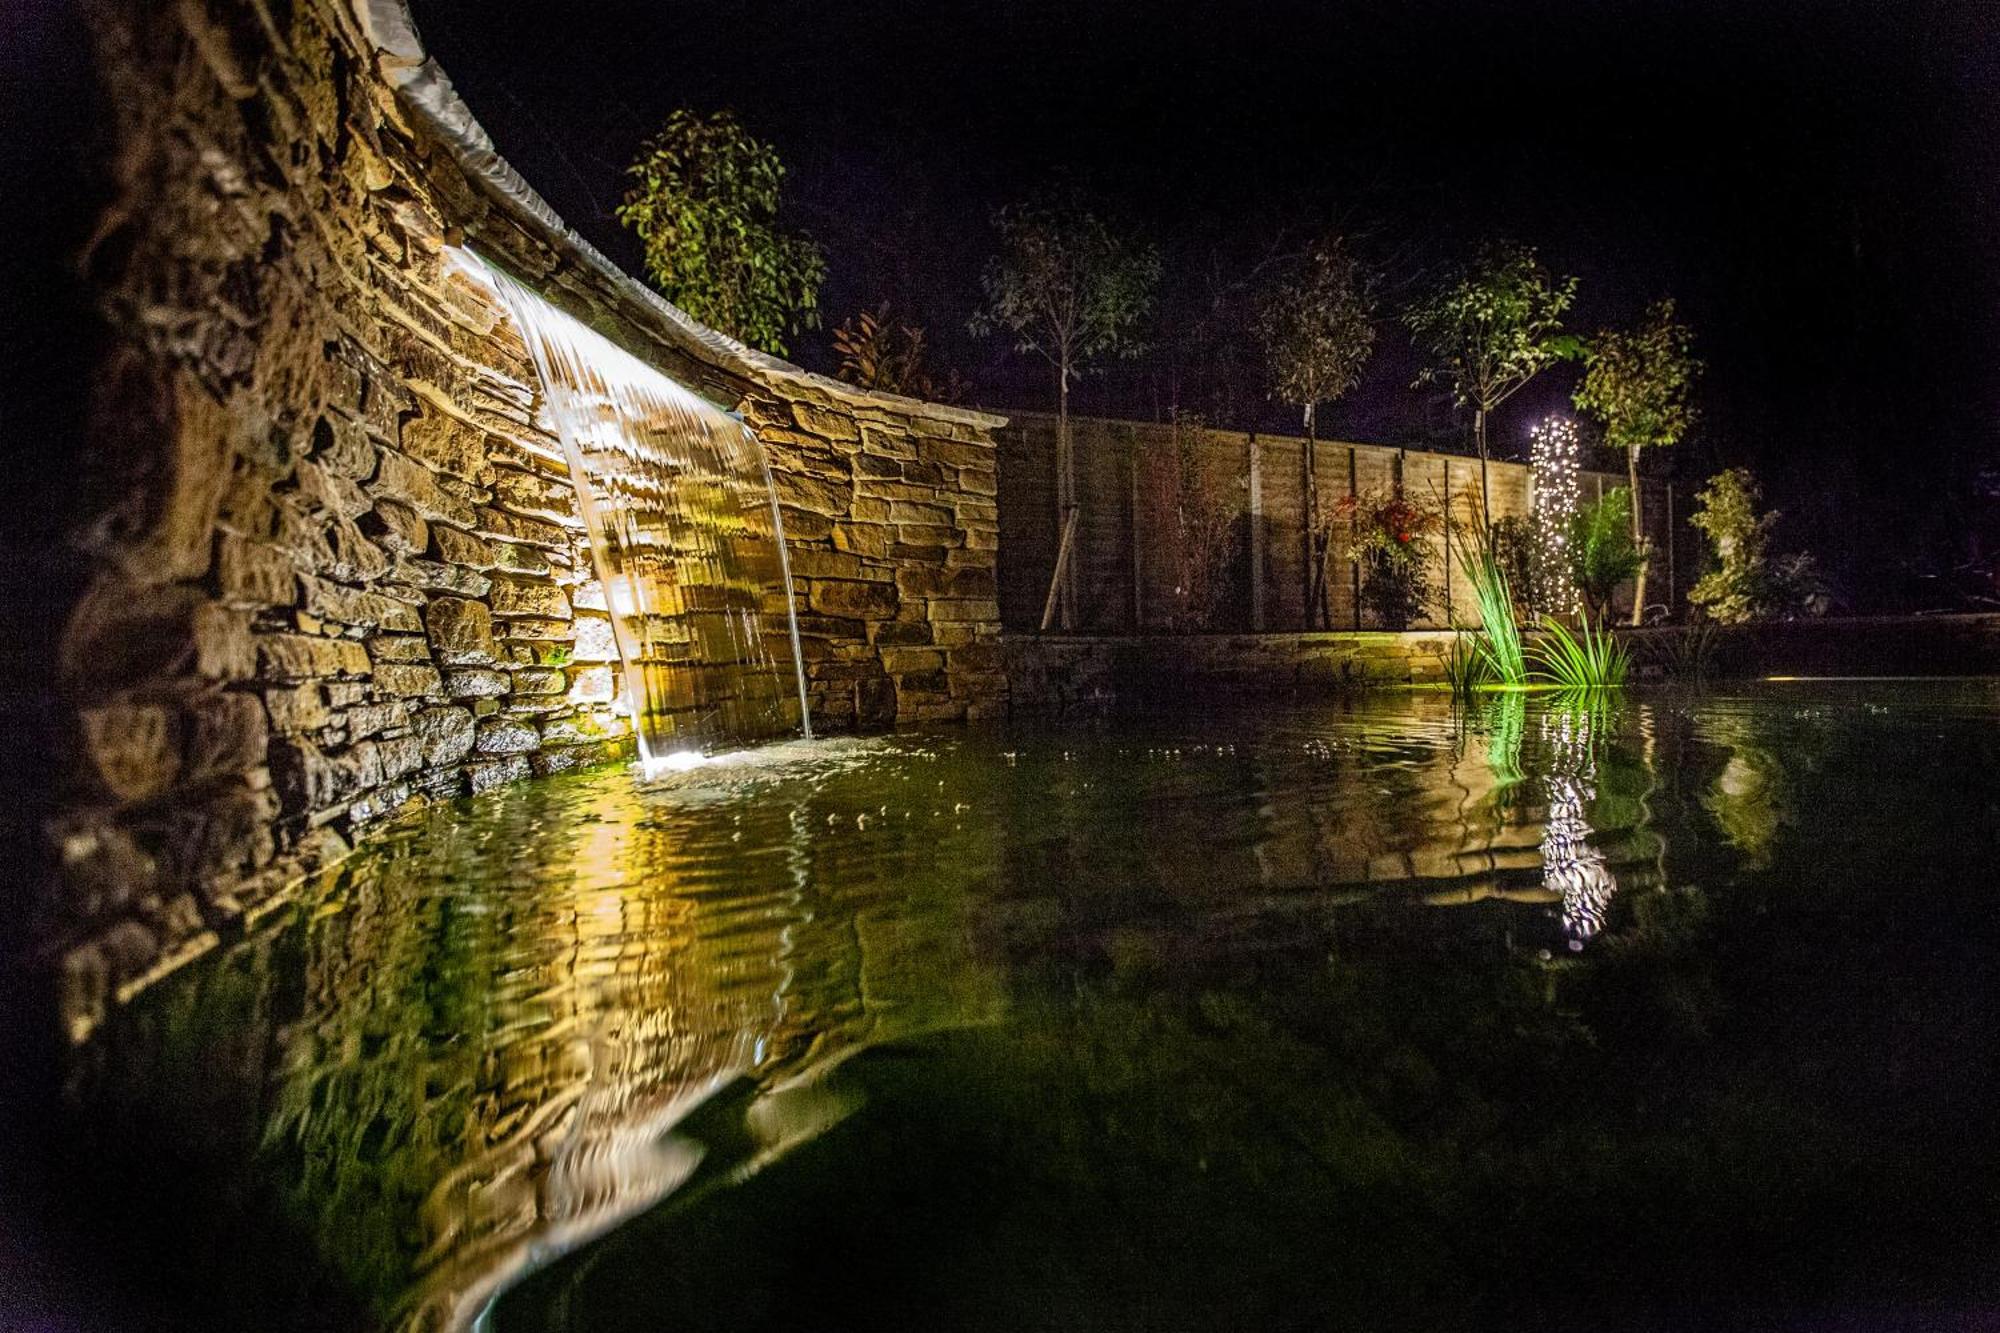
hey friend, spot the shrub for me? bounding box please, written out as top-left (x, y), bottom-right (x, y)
top-left (1334, 487), bottom-right (1443, 630)
top-left (1687, 468), bottom-right (1824, 623)
top-left (1568, 488), bottom-right (1646, 623)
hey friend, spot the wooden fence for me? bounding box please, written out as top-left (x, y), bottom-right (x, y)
top-left (995, 412), bottom-right (1675, 634)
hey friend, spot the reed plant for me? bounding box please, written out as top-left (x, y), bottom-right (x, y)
top-left (1460, 545), bottom-right (1528, 685)
top-left (1532, 613), bottom-right (1630, 690)
top-left (1445, 496), bottom-right (1530, 687)
top-left (1444, 630), bottom-right (1489, 696)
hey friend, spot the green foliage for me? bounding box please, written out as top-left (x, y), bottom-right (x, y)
top-left (1454, 529), bottom-right (1529, 685)
top-left (831, 305), bottom-right (964, 402)
top-left (1489, 514), bottom-right (1538, 615)
top-left (1639, 623), bottom-right (1720, 684)
top-left (1568, 488), bottom-right (1647, 623)
top-left (1255, 235), bottom-right (1376, 422)
top-left (970, 192), bottom-right (1161, 384)
top-left (1404, 241), bottom-right (1580, 419)
top-left (1335, 487), bottom-right (1444, 630)
top-left (616, 109), bottom-right (827, 355)
top-left (1572, 299), bottom-right (1701, 454)
top-left (1532, 614), bottom-right (1631, 690)
top-left (1687, 468), bottom-right (1825, 623)
top-left (1445, 631), bottom-right (1489, 696)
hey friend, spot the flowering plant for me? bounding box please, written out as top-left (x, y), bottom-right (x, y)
top-left (1332, 486), bottom-right (1443, 629)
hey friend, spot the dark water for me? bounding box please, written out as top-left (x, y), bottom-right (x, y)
top-left (36, 683), bottom-right (2000, 1331)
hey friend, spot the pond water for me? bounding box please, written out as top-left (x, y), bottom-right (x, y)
top-left (39, 682), bottom-right (2000, 1331)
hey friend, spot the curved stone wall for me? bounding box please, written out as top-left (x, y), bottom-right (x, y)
top-left (52, 0), bottom-right (1005, 1039)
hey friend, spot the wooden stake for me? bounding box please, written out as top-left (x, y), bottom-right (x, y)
top-left (1041, 507), bottom-right (1080, 632)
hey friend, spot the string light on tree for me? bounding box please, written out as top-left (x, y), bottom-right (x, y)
top-left (1529, 415), bottom-right (1582, 614)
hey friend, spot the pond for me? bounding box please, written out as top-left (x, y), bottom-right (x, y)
top-left (36, 682), bottom-right (2000, 1331)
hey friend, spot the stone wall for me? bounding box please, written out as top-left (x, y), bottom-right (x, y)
top-left (996, 412), bottom-right (1674, 633)
top-left (47, 0), bottom-right (1003, 1039)
top-left (1005, 631), bottom-right (1466, 712)
top-left (1005, 614), bottom-right (2000, 712)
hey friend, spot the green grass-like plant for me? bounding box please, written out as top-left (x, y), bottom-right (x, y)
top-left (1532, 614), bottom-right (1630, 690)
top-left (1444, 630), bottom-right (1489, 696)
top-left (1458, 544), bottom-right (1529, 686)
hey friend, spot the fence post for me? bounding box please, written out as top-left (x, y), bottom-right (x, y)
top-left (1443, 458), bottom-right (1454, 627)
top-left (1349, 446), bottom-right (1361, 631)
top-left (1665, 480), bottom-right (1676, 615)
top-left (1249, 434), bottom-right (1265, 631)
top-left (1129, 432), bottom-right (1143, 631)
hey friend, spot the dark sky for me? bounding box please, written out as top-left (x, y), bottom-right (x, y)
top-left (416, 0), bottom-right (2000, 586)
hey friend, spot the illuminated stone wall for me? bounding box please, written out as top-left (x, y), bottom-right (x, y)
top-left (51, 0), bottom-right (1004, 1039)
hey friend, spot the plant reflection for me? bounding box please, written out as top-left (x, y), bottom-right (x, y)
top-left (69, 688), bottom-right (1980, 1333)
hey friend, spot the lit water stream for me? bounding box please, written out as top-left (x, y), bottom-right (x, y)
top-left (460, 251), bottom-right (810, 761)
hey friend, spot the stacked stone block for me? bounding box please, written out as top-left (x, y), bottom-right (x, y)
top-left (50, 0), bottom-right (1006, 1039)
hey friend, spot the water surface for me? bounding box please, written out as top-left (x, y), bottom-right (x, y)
top-left (51, 683), bottom-right (2000, 1331)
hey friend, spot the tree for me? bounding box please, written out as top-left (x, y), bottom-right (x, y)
top-left (1404, 242), bottom-right (1579, 530)
top-left (1568, 487), bottom-right (1648, 624)
top-left (972, 193), bottom-right (1160, 629)
top-left (831, 305), bottom-right (964, 402)
top-left (1573, 299), bottom-right (1701, 623)
top-left (1687, 468), bottom-right (1824, 623)
top-left (615, 109), bottom-right (826, 355)
top-left (1255, 236), bottom-right (1375, 627)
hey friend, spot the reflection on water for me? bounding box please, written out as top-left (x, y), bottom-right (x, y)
top-left (60, 683), bottom-right (2000, 1331)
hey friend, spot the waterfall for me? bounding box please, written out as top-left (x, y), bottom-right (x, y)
top-left (458, 250), bottom-right (812, 765)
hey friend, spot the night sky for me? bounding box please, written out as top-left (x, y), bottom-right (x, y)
top-left (420, 0), bottom-right (1999, 594)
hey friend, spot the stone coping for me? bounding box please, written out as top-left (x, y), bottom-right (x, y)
top-left (349, 0), bottom-right (1004, 431)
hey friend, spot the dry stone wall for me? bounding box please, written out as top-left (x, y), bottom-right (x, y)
top-left (49, 0), bottom-right (1003, 1040)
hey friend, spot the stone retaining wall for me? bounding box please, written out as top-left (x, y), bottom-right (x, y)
top-left (48, 0), bottom-right (1003, 1039)
top-left (1006, 631), bottom-right (1463, 712)
top-left (1005, 615), bottom-right (2000, 713)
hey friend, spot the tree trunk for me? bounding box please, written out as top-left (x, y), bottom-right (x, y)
top-left (1474, 405), bottom-right (1492, 545)
top-left (1628, 441), bottom-right (1648, 626)
top-left (1301, 402), bottom-right (1318, 629)
top-left (1058, 365), bottom-right (1075, 629)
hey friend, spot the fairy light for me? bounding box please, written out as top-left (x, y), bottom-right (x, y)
top-left (1529, 415), bottom-right (1582, 615)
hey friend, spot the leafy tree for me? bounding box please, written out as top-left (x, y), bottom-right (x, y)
top-left (1256, 236), bottom-right (1375, 627)
top-left (1574, 299), bottom-right (1701, 623)
top-left (831, 305), bottom-right (964, 402)
top-left (1404, 242), bottom-right (1579, 530)
top-left (972, 193), bottom-right (1160, 628)
top-left (616, 109), bottom-right (826, 355)
top-left (1568, 487), bottom-right (1647, 624)
top-left (1687, 468), bottom-right (1824, 623)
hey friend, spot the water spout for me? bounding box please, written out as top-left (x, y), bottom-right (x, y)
top-left (454, 249), bottom-right (812, 760)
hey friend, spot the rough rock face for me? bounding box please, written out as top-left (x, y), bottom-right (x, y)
top-left (50, 0), bottom-right (1006, 1040)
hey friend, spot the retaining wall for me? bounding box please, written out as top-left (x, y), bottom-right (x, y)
top-left (48, 0), bottom-right (1003, 1039)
